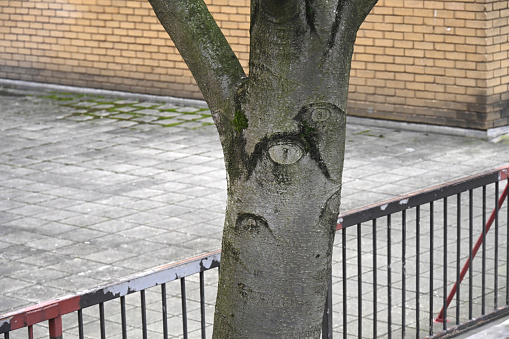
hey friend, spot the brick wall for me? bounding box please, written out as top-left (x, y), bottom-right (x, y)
top-left (350, 0), bottom-right (509, 130)
top-left (0, 0), bottom-right (249, 98)
top-left (1, 0), bottom-right (508, 130)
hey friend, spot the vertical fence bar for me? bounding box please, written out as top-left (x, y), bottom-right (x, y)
top-left (322, 273), bottom-right (333, 339)
top-left (49, 316), bottom-right (63, 339)
top-left (357, 223), bottom-right (362, 339)
top-left (416, 206), bottom-right (420, 339)
top-left (469, 189), bottom-right (474, 320)
top-left (200, 272), bottom-right (206, 339)
top-left (342, 227), bottom-right (347, 339)
top-left (99, 302), bottom-right (106, 339)
top-left (456, 193), bottom-right (461, 325)
top-left (402, 210), bottom-right (406, 338)
top-left (181, 278), bottom-right (189, 339)
top-left (482, 185), bottom-right (487, 315)
top-left (387, 214), bottom-right (392, 339)
top-left (429, 201), bottom-right (434, 336)
top-left (121, 296), bottom-right (127, 339)
top-left (373, 218), bottom-right (378, 339)
top-left (162, 284), bottom-right (168, 339)
top-left (28, 325), bottom-right (33, 339)
top-left (443, 197), bottom-right (448, 331)
top-left (495, 181), bottom-right (499, 309)
top-left (78, 309), bottom-right (84, 339)
top-left (141, 290), bottom-right (148, 339)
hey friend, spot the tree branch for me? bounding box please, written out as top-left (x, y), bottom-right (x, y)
top-left (149, 0), bottom-right (246, 111)
top-left (324, 0), bottom-right (378, 56)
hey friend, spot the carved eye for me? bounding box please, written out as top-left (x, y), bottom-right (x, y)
top-left (311, 108), bottom-right (331, 122)
top-left (268, 142), bottom-right (304, 165)
top-left (235, 213), bottom-right (268, 234)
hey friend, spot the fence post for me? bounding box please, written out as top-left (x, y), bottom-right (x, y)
top-left (49, 316), bottom-right (63, 339)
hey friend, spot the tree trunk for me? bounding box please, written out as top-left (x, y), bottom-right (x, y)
top-left (148, 0), bottom-right (378, 337)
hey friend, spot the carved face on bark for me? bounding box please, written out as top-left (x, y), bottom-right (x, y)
top-left (229, 101), bottom-right (345, 235)
top-left (216, 99), bottom-right (346, 337)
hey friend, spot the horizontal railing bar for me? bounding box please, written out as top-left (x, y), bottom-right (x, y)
top-left (80, 249), bottom-right (221, 308)
top-left (0, 249), bottom-right (221, 333)
top-left (337, 166), bottom-right (508, 229)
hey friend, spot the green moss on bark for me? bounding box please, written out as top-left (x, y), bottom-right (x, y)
top-left (232, 110), bottom-right (249, 133)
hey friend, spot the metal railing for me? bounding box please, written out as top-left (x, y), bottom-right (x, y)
top-left (334, 165), bottom-right (509, 338)
top-left (2, 165), bottom-right (509, 338)
top-left (0, 250), bottom-right (221, 339)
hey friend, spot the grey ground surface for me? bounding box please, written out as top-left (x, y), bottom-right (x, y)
top-left (2, 84), bottom-right (509, 338)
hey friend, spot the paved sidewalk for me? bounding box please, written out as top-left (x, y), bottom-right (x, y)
top-left (2, 83), bottom-right (509, 336)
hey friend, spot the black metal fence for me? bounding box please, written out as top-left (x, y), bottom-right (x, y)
top-left (333, 165), bottom-right (509, 338)
top-left (2, 166), bottom-right (509, 339)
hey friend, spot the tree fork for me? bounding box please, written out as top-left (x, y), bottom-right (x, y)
top-left (149, 0), bottom-right (378, 337)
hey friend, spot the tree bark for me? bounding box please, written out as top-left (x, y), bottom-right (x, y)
top-left (148, 0), bottom-right (378, 337)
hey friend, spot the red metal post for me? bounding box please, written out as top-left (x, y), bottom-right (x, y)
top-left (49, 316), bottom-right (63, 339)
top-left (435, 180), bottom-right (509, 323)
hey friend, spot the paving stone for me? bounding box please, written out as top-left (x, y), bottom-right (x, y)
top-left (114, 100), bottom-right (139, 105)
top-left (7, 284), bottom-right (67, 304)
top-left (82, 248), bottom-right (137, 264)
top-left (158, 111), bottom-right (182, 118)
top-left (0, 245), bottom-right (41, 261)
top-left (200, 116), bottom-right (214, 123)
top-left (175, 114), bottom-right (201, 121)
top-left (90, 110), bottom-right (114, 117)
top-left (133, 115), bottom-right (158, 123)
top-left (156, 103), bottom-right (178, 110)
top-left (27, 237), bottom-right (75, 250)
top-left (57, 228), bottom-right (107, 242)
top-left (179, 121), bottom-right (208, 129)
top-left (135, 108), bottom-right (161, 115)
top-left (66, 115), bottom-right (95, 122)
top-left (0, 277), bottom-right (33, 293)
top-left (175, 107), bottom-right (201, 113)
top-left (133, 102), bottom-right (160, 108)
top-left (73, 101), bottom-right (98, 107)
top-left (115, 106), bottom-right (138, 112)
top-left (113, 120), bottom-right (139, 128)
top-left (117, 225), bottom-right (167, 239)
top-left (55, 242), bottom-right (105, 257)
top-left (110, 113), bottom-right (136, 120)
top-left (17, 251), bottom-right (72, 267)
top-left (45, 274), bottom-right (104, 293)
top-left (94, 104), bottom-right (115, 109)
